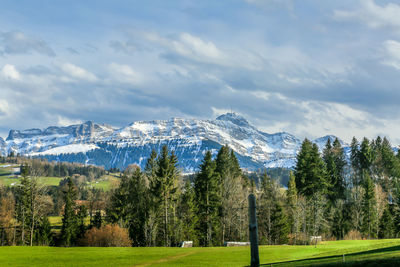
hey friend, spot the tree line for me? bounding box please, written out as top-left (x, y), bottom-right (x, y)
top-left (287, 136), bottom-right (400, 244)
top-left (1, 136), bottom-right (400, 247)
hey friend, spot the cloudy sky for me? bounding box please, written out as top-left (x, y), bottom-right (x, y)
top-left (1, 0), bottom-right (400, 144)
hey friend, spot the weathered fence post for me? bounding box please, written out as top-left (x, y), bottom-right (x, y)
top-left (249, 194), bottom-right (260, 267)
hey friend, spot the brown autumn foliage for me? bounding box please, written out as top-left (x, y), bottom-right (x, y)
top-left (344, 230), bottom-right (363, 240)
top-left (80, 224), bottom-right (131, 247)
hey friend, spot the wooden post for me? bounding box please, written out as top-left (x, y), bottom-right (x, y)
top-left (249, 194), bottom-right (260, 267)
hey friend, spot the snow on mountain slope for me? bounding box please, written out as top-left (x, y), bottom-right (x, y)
top-left (31, 144), bottom-right (100, 156)
top-left (0, 137), bottom-right (6, 155)
top-left (1, 113), bottom-right (344, 172)
top-left (107, 114), bottom-right (301, 164)
top-left (6, 121), bottom-right (114, 155)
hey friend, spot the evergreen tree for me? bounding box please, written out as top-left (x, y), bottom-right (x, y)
top-left (177, 180), bottom-right (197, 245)
top-left (270, 201), bottom-right (289, 244)
top-left (145, 150), bottom-right (158, 183)
top-left (361, 173), bottom-right (377, 239)
top-left (215, 145), bottom-right (232, 178)
top-left (127, 168), bottom-right (149, 246)
top-left (194, 151), bottom-right (220, 246)
top-left (153, 145), bottom-right (179, 247)
top-left (106, 175), bottom-right (130, 225)
top-left (379, 138), bottom-right (399, 192)
top-left (350, 137), bottom-right (361, 186)
top-left (93, 210), bottom-right (102, 229)
top-left (76, 205), bottom-right (87, 239)
top-left (359, 138), bottom-right (374, 178)
top-left (323, 138), bottom-right (347, 239)
top-left (258, 173), bottom-right (277, 245)
top-left (323, 139), bottom-right (336, 202)
top-left (35, 216), bottom-right (52, 246)
top-left (332, 138), bottom-right (346, 200)
top-left (393, 182), bottom-right (400, 237)
top-left (331, 200), bottom-right (352, 240)
top-left (286, 171), bottom-right (298, 242)
top-left (295, 139), bottom-right (328, 197)
top-left (379, 204), bottom-right (395, 239)
top-left (144, 150), bottom-right (159, 247)
top-left (215, 145), bottom-right (245, 245)
top-left (229, 150), bottom-right (241, 178)
top-left (60, 178), bottom-right (78, 246)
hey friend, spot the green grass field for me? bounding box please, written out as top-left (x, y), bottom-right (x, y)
top-left (87, 174), bottom-right (120, 190)
top-left (0, 175), bottom-right (64, 187)
top-left (0, 163), bottom-right (120, 190)
top-left (0, 239), bottom-right (399, 266)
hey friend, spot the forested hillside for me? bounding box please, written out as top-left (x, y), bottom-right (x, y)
top-left (0, 135), bottom-right (400, 247)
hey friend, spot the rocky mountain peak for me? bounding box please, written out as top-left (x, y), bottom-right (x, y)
top-left (6, 128), bottom-right (43, 140)
top-left (6, 121), bottom-right (113, 141)
top-left (215, 112), bottom-right (251, 128)
top-left (1, 114), bottom-right (354, 172)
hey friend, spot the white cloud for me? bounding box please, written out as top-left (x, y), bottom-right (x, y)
top-left (57, 116), bottom-right (83, 126)
top-left (287, 101), bottom-right (384, 143)
top-left (59, 62), bottom-right (97, 82)
top-left (0, 100), bottom-right (10, 116)
top-left (140, 31), bottom-right (230, 65)
top-left (108, 63), bottom-right (143, 84)
top-left (0, 31), bottom-right (55, 56)
top-left (334, 0), bottom-right (400, 29)
top-left (1, 64), bottom-right (20, 80)
top-left (382, 40), bottom-right (400, 70)
top-left (173, 33), bottom-right (225, 62)
top-left (255, 91), bottom-right (380, 143)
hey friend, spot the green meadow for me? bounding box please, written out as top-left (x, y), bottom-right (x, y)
top-left (0, 239), bottom-right (399, 266)
top-left (0, 164), bottom-right (119, 190)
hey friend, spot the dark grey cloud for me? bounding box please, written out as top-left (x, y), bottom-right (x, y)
top-left (0, 31), bottom-right (55, 56)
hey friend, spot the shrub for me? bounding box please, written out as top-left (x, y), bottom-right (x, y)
top-left (344, 230), bottom-right (362, 240)
top-left (80, 224), bottom-right (131, 247)
top-left (288, 233), bottom-right (311, 245)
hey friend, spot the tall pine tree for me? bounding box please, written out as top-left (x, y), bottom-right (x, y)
top-left (286, 171), bottom-right (299, 244)
top-left (154, 145), bottom-right (179, 247)
top-left (194, 151), bottom-right (220, 246)
top-left (361, 173), bottom-right (377, 239)
top-left (295, 139), bottom-right (328, 197)
top-left (60, 178), bottom-right (78, 246)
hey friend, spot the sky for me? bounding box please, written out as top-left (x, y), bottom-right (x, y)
top-left (1, 0), bottom-right (400, 145)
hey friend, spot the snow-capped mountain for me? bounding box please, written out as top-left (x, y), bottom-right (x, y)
top-left (1, 113), bottom-right (343, 172)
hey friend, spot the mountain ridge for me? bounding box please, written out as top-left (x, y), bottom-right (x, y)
top-left (0, 113), bottom-right (344, 172)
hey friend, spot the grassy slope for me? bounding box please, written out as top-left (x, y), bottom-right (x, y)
top-left (0, 240), bottom-right (400, 266)
top-left (88, 174), bottom-right (120, 190)
top-left (0, 175), bottom-right (63, 186)
top-left (0, 162), bottom-right (120, 190)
